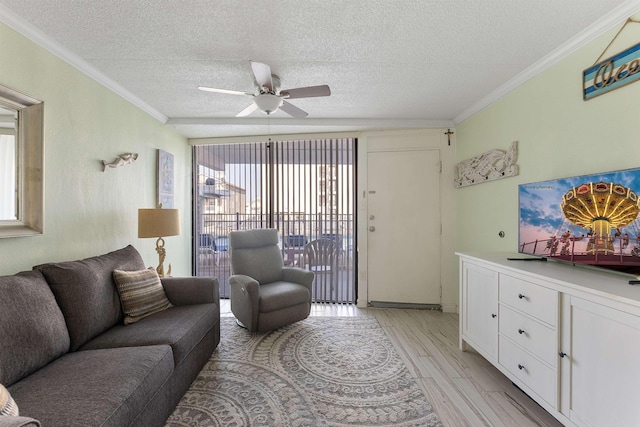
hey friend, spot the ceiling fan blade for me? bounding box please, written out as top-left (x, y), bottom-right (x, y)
top-left (280, 100), bottom-right (308, 118)
top-left (281, 85), bottom-right (331, 99)
top-left (236, 103), bottom-right (259, 117)
top-left (250, 61), bottom-right (273, 92)
top-left (198, 86), bottom-right (250, 96)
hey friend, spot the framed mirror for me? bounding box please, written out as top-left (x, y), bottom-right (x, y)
top-left (0, 84), bottom-right (44, 238)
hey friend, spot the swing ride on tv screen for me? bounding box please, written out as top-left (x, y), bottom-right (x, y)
top-left (518, 167), bottom-right (640, 276)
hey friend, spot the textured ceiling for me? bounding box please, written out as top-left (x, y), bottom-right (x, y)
top-left (0, 0), bottom-right (638, 139)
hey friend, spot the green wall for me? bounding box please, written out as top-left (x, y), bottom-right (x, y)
top-left (0, 23), bottom-right (191, 275)
top-left (455, 22), bottom-right (640, 254)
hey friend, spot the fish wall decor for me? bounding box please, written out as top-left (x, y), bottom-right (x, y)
top-left (102, 153), bottom-right (138, 171)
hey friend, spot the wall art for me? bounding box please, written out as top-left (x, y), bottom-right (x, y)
top-left (102, 153), bottom-right (138, 171)
top-left (583, 18), bottom-right (640, 100)
top-left (455, 141), bottom-right (518, 188)
top-left (158, 149), bottom-right (174, 208)
top-left (584, 41), bottom-right (640, 100)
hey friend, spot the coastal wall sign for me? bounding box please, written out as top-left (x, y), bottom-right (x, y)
top-left (583, 18), bottom-right (640, 100)
top-left (584, 42), bottom-right (640, 100)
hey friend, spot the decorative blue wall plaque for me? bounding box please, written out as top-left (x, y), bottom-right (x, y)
top-left (583, 41), bottom-right (640, 100)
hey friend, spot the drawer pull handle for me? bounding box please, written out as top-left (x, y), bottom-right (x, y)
top-left (518, 364), bottom-right (525, 370)
top-left (518, 293), bottom-right (526, 299)
top-left (491, 313), bottom-right (497, 318)
top-left (559, 351), bottom-right (567, 358)
top-left (518, 328), bottom-right (526, 335)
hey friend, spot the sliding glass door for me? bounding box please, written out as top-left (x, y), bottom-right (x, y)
top-left (193, 138), bottom-right (356, 303)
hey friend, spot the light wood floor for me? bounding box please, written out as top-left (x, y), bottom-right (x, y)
top-left (220, 301), bottom-right (564, 427)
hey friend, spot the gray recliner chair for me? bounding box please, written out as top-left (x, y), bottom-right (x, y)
top-left (229, 228), bottom-right (315, 332)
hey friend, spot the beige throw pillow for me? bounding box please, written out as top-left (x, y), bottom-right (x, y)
top-left (0, 383), bottom-right (18, 416)
top-left (113, 268), bottom-right (173, 324)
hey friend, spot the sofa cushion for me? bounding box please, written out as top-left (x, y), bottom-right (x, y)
top-left (80, 304), bottom-right (218, 366)
top-left (113, 268), bottom-right (173, 324)
top-left (259, 281), bottom-right (311, 313)
top-left (1, 383), bottom-right (18, 416)
top-left (8, 346), bottom-right (173, 427)
top-left (35, 245), bottom-right (146, 351)
top-left (0, 271), bottom-right (70, 386)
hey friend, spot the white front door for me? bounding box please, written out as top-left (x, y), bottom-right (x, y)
top-left (366, 148), bottom-right (441, 304)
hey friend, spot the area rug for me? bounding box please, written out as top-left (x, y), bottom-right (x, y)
top-left (166, 316), bottom-right (443, 427)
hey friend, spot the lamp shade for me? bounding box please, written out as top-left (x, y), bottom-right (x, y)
top-left (138, 208), bottom-right (180, 238)
top-left (254, 93), bottom-right (283, 115)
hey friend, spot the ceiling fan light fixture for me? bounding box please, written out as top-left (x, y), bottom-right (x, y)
top-left (254, 93), bottom-right (283, 115)
top-left (199, 61), bottom-right (330, 118)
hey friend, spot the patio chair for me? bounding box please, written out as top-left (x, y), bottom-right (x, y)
top-left (229, 228), bottom-right (315, 332)
top-left (284, 234), bottom-right (307, 266)
top-left (304, 238), bottom-right (339, 300)
top-left (199, 233), bottom-right (219, 266)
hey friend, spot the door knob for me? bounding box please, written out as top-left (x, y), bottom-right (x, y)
top-left (369, 226), bottom-right (376, 232)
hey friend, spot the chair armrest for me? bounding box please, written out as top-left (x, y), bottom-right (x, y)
top-left (0, 416), bottom-right (41, 427)
top-left (161, 277), bottom-right (219, 306)
top-left (282, 267), bottom-right (314, 291)
top-left (229, 274), bottom-right (260, 330)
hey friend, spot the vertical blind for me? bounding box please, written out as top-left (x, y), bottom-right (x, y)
top-left (193, 138), bottom-right (356, 303)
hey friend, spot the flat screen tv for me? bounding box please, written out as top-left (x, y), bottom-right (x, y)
top-left (518, 167), bottom-right (640, 277)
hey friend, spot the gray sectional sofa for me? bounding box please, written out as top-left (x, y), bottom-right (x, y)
top-left (0, 245), bottom-right (220, 427)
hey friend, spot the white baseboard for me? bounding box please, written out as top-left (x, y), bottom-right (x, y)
top-left (441, 303), bottom-right (458, 314)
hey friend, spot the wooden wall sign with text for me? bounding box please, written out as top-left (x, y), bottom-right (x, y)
top-left (583, 42), bottom-right (640, 100)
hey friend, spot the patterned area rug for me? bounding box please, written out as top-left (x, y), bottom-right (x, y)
top-left (166, 316), bottom-right (443, 427)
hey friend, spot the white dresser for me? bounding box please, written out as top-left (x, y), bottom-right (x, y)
top-left (458, 252), bottom-right (640, 427)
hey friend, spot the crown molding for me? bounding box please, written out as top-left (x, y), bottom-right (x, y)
top-left (0, 4), bottom-right (168, 123)
top-left (167, 117), bottom-right (455, 128)
top-left (189, 131), bottom-right (364, 145)
top-left (453, 0), bottom-right (640, 124)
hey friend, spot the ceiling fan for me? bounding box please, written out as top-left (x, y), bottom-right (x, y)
top-left (198, 61), bottom-right (331, 118)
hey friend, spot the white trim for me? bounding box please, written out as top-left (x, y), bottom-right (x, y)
top-left (441, 303), bottom-right (458, 314)
top-left (189, 130), bottom-right (362, 145)
top-left (0, 4), bottom-right (168, 124)
top-left (454, 0), bottom-right (640, 124)
top-left (168, 117), bottom-right (454, 128)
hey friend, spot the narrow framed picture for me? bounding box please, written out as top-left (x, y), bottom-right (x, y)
top-left (158, 149), bottom-right (174, 208)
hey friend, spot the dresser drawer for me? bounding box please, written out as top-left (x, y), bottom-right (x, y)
top-left (499, 274), bottom-right (558, 326)
top-left (499, 335), bottom-right (557, 407)
top-left (499, 304), bottom-right (557, 366)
